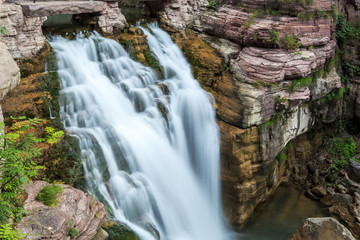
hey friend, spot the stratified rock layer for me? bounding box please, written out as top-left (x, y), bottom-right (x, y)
top-left (156, 0), bottom-right (346, 230)
top-left (0, 2), bottom-right (127, 58)
top-left (16, 181), bottom-right (106, 240)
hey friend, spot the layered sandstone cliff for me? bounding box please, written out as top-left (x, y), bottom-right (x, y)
top-left (151, 0), bottom-right (359, 233)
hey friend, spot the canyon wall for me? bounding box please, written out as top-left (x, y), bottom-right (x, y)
top-left (150, 0), bottom-right (360, 231)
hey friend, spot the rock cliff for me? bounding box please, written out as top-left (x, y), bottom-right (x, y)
top-left (150, 0), bottom-right (359, 233)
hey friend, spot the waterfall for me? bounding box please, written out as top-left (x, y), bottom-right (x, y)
top-left (49, 23), bottom-right (229, 240)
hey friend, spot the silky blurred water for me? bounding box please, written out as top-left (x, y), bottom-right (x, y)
top-left (49, 23), bottom-right (230, 240)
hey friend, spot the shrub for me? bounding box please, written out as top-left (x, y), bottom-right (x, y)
top-left (297, 12), bottom-right (313, 21)
top-left (269, 29), bottom-right (280, 45)
top-left (0, 224), bottom-right (25, 240)
top-left (0, 26), bottom-right (7, 35)
top-left (0, 117), bottom-right (62, 237)
top-left (69, 228), bottom-right (79, 239)
top-left (315, 8), bottom-right (329, 19)
top-left (0, 118), bottom-right (45, 224)
top-left (36, 184), bottom-right (63, 207)
top-left (208, 0), bottom-right (217, 10)
top-left (282, 34), bottom-right (301, 51)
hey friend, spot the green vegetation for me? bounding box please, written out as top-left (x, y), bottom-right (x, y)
top-left (245, 14), bottom-right (257, 29)
top-left (276, 150), bottom-right (287, 164)
top-left (0, 26), bottom-right (7, 35)
top-left (320, 88), bottom-right (345, 103)
top-left (252, 8), bottom-right (280, 16)
top-left (263, 112), bottom-right (282, 128)
top-left (331, 5), bottom-right (338, 22)
top-left (69, 228), bottom-right (79, 239)
top-left (330, 137), bottom-right (357, 170)
top-left (314, 8), bottom-right (329, 19)
top-left (36, 184), bottom-right (63, 207)
top-left (208, 0), bottom-right (217, 10)
top-left (335, 15), bottom-right (360, 79)
top-left (252, 80), bottom-right (277, 89)
top-left (144, 51), bottom-right (161, 73)
top-left (275, 96), bottom-right (289, 104)
top-left (288, 76), bottom-right (312, 92)
top-left (269, 29), bottom-right (280, 45)
top-left (0, 117), bottom-right (63, 237)
top-left (297, 12), bottom-right (313, 21)
top-left (282, 34), bottom-right (301, 51)
top-left (277, 0), bottom-right (314, 6)
top-left (0, 224), bottom-right (25, 240)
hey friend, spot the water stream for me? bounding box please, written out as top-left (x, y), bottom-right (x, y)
top-left (49, 23), bottom-right (230, 240)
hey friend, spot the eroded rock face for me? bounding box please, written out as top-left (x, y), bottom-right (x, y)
top-left (159, 0), bottom-right (209, 30)
top-left (157, 0), bottom-right (345, 229)
top-left (0, 42), bottom-right (20, 100)
top-left (289, 217), bottom-right (356, 240)
top-left (93, 2), bottom-right (128, 34)
top-left (16, 181), bottom-right (106, 240)
top-left (0, 2), bottom-right (127, 58)
top-left (0, 3), bottom-right (47, 59)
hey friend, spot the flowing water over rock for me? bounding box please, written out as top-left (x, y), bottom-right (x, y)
top-left (49, 23), bottom-right (229, 240)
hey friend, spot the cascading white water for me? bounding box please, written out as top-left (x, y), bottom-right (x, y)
top-left (49, 23), bottom-right (230, 240)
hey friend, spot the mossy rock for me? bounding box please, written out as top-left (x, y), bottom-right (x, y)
top-left (104, 222), bottom-right (139, 240)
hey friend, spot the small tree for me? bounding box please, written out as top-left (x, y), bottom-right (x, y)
top-left (0, 117), bottom-right (63, 237)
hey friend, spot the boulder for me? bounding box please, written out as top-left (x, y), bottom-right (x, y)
top-left (0, 42), bottom-right (20, 100)
top-left (288, 217), bottom-right (356, 240)
top-left (16, 181), bottom-right (107, 240)
top-left (349, 159), bottom-right (360, 182)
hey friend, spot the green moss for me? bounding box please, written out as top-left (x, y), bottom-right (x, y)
top-left (263, 112), bottom-right (282, 128)
top-left (182, 45), bottom-right (200, 67)
top-left (312, 69), bottom-right (323, 83)
top-left (144, 51), bottom-right (161, 72)
top-left (35, 71), bottom-right (83, 185)
top-left (275, 95), bottom-right (288, 104)
top-left (288, 76), bottom-right (312, 92)
top-left (276, 150), bottom-right (287, 164)
top-left (36, 184), bottom-right (63, 207)
top-left (105, 223), bottom-right (139, 240)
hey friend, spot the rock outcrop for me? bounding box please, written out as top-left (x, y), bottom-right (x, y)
top-left (0, 1), bottom-right (128, 58)
top-left (0, 42), bottom-right (20, 100)
top-left (0, 3), bottom-right (46, 59)
top-left (289, 217), bottom-right (356, 240)
top-left (16, 181), bottom-right (107, 240)
top-left (155, 0), bottom-right (346, 230)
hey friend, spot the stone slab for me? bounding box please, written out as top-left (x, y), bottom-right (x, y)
top-left (20, 1), bottom-right (106, 17)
